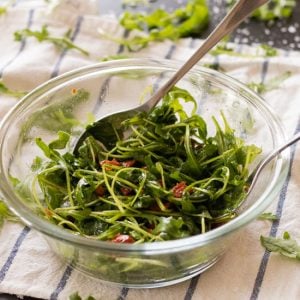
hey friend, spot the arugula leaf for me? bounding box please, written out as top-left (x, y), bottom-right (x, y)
top-left (210, 42), bottom-right (278, 58)
top-left (100, 54), bottom-right (129, 61)
top-left (0, 6), bottom-right (7, 15)
top-left (0, 200), bottom-right (19, 229)
top-left (258, 212), bottom-right (278, 221)
top-left (0, 79), bottom-right (27, 98)
top-left (109, 0), bottom-right (209, 51)
top-left (20, 88), bottom-right (89, 137)
top-left (259, 44), bottom-right (278, 57)
top-left (261, 232), bottom-right (300, 260)
top-left (69, 292), bottom-right (96, 300)
top-left (14, 25), bottom-right (89, 56)
top-left (152, 217), bottom-right (191, 240)
top-left (121, 0), bottom-right (149, 7)
top-left (248, 71), bottom-right (291, 94)
top-left (227, 0), bottom-right (296, 21)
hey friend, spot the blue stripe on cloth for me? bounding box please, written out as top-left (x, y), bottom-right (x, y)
top-left (184, 275), bottom-right (200, 300)
top-left (250, 117), bottom-right (300, 300)
top-left (49, 265), bottom-right (74, 300)
top-left (0, 226), bottom-right (31, 283)
top-left (50, 15), bottom-right (84, 78)
top-left (117, 43), bottom-right (177, 300)
top-left (260, 59), bottom-right (269, 84)
top-left (117, 287), bottom-right (129, 300)
top-left (0, 9), bottom-right (35, 78)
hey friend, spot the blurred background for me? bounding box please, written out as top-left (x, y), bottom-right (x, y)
top-left (101, 0), bottom-right (300, 51)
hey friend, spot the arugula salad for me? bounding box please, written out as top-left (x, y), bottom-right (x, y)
top-left (29, 87), bottom-right (260, 243)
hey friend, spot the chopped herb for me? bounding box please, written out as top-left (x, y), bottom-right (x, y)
top-left (259, 44), bottom-right (278, 57)
top-left (227, 0), bottom-right (296, 21)
top-left (0, 79), bottom-right (27, 98)
top-left (100, 54), bottom-right (130, 62)
top-left (248, 71), bottom-right (291, 94)
top-left (14, 25), bottom-right (89, 56)
top-left (210, 42), bottom-right (278, 58)
top-left (20, 86), bottom-right (261, 243)
top-left (0, 6), bottom-right (7, 15)
top-left (0, 200), bottom-right (19, 229)
top-left (261, 231), bottom-right (300, 260)
top-left (69, 292), bottom-right (95, 300)
top-left (105, 0), bottom-right (209, 51)
top-left (121, 0), bottom-right (149, 7)
top-left (258, 212), bottom-right (278, 221)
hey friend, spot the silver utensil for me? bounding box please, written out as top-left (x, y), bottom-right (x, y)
top-left (74, 0), bottom-right (269, 152)
top-left (233, 132), bottom-right (300, 214)
top-left (246, 132), bottom-right (300, 198)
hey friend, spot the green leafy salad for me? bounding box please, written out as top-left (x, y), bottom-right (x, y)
top-left (29, 87), bottom-right (260, 243)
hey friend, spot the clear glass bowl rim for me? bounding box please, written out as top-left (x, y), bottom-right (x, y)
top-left (0, 58), bottom-right (289, 254)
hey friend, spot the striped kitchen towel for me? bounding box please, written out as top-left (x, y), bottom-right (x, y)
top-left (0, 1), bottom-right (300, 299)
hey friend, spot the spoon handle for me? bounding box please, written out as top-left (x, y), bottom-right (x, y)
top-left (144, 0), bottom-right (269, 110)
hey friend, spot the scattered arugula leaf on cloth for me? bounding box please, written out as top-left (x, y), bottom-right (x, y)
top-left (121, 0), bottom-right (149, 7)
top-left (69, 292), bottom-right (95, 300)
top-left (106, 0), bottom-right (209, 51)
top-left (258, 212), bottom-right (278, 221)
top-left (0, 6), bottom-right (7, 15)
top-left (210, 42), bottom-right (278, 58)
top-left (247, 71), bottom-right (292, 94)
top-left (0, 200), bottom-right (19, 229)
top-left (0, 79), bottom-right (27, 98)
top-left (227, 0), bottom-right (296, 21)
top-left (14, 25), bottom-right (89, 56)
top-left (261, 232), bottom-right (300, 260)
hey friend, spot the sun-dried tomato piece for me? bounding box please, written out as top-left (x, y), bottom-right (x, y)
top-left (95, 185), bottom-right (106, 196)
top-left (122, 160), bottom-right (136, 167)
top-left (120, 187), bottom-right (133, 196)
top-left (172, 181), bottom-right (187, 198)
top-left (111, 233), bottom-right (135, 243)
top-left (100, 159), bottom-right (121, 170)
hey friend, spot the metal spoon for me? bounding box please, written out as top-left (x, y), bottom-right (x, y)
top-left (74, 0), bottom-right (269, 152)
top-left (235, 132), bottom-right (300, 213)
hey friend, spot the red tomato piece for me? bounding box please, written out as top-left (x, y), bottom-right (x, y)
top-left (112, 233), bottom-right (135, 243)
top-left (172, 181), bottom-right (187, 198)
top-left (95, 185), bottom-right (106, 196)
top-left (120, 187), bottom-right (133, 196)
top-left (122, 160), bottom-right (136, 167)
top-left (100, 159), bottom-right (121, 166)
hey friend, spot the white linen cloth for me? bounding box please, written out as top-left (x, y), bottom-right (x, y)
top-left (0, 1), bottom-right (300, 299)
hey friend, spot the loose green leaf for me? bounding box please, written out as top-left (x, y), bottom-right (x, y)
top-left (248, 71), bottom-right (291, 94)
top-left (261, 231), bottom-right (300, 260)
top-left (69, 292), bottom-right (96, 300)
top-left (259, 44), bottom-right (278, 57)
top-left (0, 79), bottom-right (27, 98)
top-left (100, 54), bottom-right (129, 61)
top-left (106, 0), bottom-right (209, 51)
top-left (121, 0), bottom-right (148, 7)
top-left (258, 212), bottom-right (278, 221)
top-left (227, 0), bottom-right (296, 21)
top-left (0, 6), bottom-right (7, 15)
top-left (0, 200), bottom-right (19, 229)
top-left (210, 42), bottom-right (278, 58)
top-left (14, 25), bottom-right (89, 56)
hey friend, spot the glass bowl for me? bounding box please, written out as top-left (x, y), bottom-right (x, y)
top-left (0, 59), bottom-right (289, 288)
